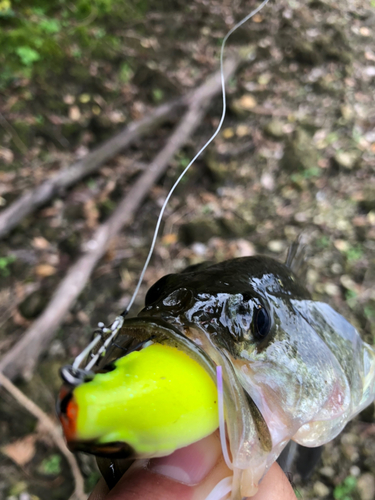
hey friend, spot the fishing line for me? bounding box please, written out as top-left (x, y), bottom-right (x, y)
top-left (71, 0), bottom-right (270, 373)
top-left (205, 476), bottom-right (233, 500)
top-left (123, 0), bottom-right (270, 316)
top-left (217, 365), bottom-right (233, 470)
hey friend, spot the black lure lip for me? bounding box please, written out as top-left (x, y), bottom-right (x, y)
top-left (67, 439), bottom-right (136, 459)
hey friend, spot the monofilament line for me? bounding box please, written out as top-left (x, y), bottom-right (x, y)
top-left (72, 0), bottom-right (270, 372)
top-left (124, 0), bottom-right (270, 315)
top-left (217, 365), bottom-right (233, 471)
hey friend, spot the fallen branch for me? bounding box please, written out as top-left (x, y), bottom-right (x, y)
top-left (0, 371), bottom-right (86, 500)
top-left (0, 57), bottom-right (240, 380)
top-left (0, 96), bottom-right (186, 240)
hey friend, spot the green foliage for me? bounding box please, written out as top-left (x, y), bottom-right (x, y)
top-left (152, 88), bottom-right (164, 103)
top-left (0, 0), bottom-right (148, 88)
top-left (364, 305), bottom-right (375, 320)
top-left (0, 255), bottom-right (15, 276)
top-left (345, 289), bottom-right (358, 309)
top-left (316, 235), bottom-right (330, 248)
top-left (39, 454), bottom-right (62, 475)
top-left (16, 46), bottom-right (40, 66)
top-left (178, 154), bottom-right (190, 169)
top-left (294, 488), bottom-right (302, 499)
top-left (202, 204), bottom-right (214, 215)
top-left (291, 166), bottom-right (321, 183)
top-left (0, 0), bottom-right (13, 16)
top-left (333, 475), bottom-right (357, 500)
top-left (343, 244), bottom-right (363, 263)
top-left (39, 18), bottom-right (60, 34)
top-left (325, 131), bottom-right (339, 145)
top-left (85, 470), bottom-right (102, 492)
top-left (119, 62), bottom-right (133, 83)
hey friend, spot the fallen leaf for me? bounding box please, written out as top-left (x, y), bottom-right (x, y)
top-left (35, 264), bottom-right (56, 277)
top-left (63, 94), bottom-right (75, 105)
top-left (368, 211), bottom-right (375, 226)
top-left (365, 50), bottom-right (375, 61)
top-left (40, 206), bottom-right (59, 217)
top-left (76, 310), bottom-right (89, 324)
top-left (108, 110), bottom-right (125, 123)
top-left (32, 237), bottom-right (50, 250)
top-left (236, 124), bottom-right (250, 137)
top-left (258, 73), bottom-right (272, 85)
top-left (235, 239), bottom-right (256, 257)
top-left (238, 94), bottom-right (257, 110)
top-left (359, 26), bottom-right (371, 37)
top-left (162, 233), bottom-right (178, 245)
top-left (79, 93), bottom-right (91, 103)
top-left (334, 239), bottom-right (350, 252)
top-left (84, 199), bottom-right (99, 229)
top-left (222, 127), bottom-right (234, 139)
top-left (2, 435), bottom-right (36, 466)
top-left (0, 148), bottom-right (14, 164)
top-left (69, 105), bottom-right (81, 121)
top-left (252, 14), bottom-right (263, 22)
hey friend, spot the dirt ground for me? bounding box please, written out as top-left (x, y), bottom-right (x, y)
top-left (0, 0), bottom-right (375, 498)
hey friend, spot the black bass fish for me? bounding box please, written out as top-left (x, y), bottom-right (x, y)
top-left (58, 253), bottom-right (375, 499)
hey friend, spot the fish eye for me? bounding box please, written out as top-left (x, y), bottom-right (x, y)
top-left (162, 288), bottom-right (193, 309)
top-left (253, 306), bottom-right (271, 340)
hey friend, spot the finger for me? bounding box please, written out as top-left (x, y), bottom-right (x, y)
top-left (102, 431), bottom-right (231, 500)
top-left (251, 463), bottom-right (297, 500)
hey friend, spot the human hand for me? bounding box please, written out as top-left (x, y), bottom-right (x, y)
top-left (89, 432), bottom-right (297, 500)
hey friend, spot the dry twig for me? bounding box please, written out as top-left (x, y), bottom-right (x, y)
top-left (0, 96), bottom-right (186, 239)
top-left (0, 371), bottom-right (86, 500)
top-left (0, 57), bottom-right (240, 380)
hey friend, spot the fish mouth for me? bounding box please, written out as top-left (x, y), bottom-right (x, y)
top-left (95, 316), bottom-right (212, 371)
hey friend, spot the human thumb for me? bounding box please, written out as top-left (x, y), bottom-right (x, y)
top-left (89, 431), bottom-right (232, 500)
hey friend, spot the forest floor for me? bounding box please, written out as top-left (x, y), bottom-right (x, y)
top-left (0, 0), bottom-right (375, 498)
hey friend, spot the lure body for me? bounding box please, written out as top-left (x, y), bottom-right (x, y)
top-left (58, 255), bottom-right (375, 498)
top-left (62, 343), bottom-right (218, 456)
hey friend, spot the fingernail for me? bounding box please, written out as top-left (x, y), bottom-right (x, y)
top-left (148, 433), bottom-right (221, 486)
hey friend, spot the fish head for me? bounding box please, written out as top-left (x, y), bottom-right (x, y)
top-left (138, 256), bottom-right (352, 445)
top-left (139, 256), bottom-right (310, 359)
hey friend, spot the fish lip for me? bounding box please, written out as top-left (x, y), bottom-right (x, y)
top-left (94, 316), bottom-right (194, 369)
top-left (120, 316), bottom-right (186, 340)
top-left (67, 440), bottom-right (136, 459)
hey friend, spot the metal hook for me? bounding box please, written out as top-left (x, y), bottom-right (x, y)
top-left (60, 365), bottom-right (95, 387)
